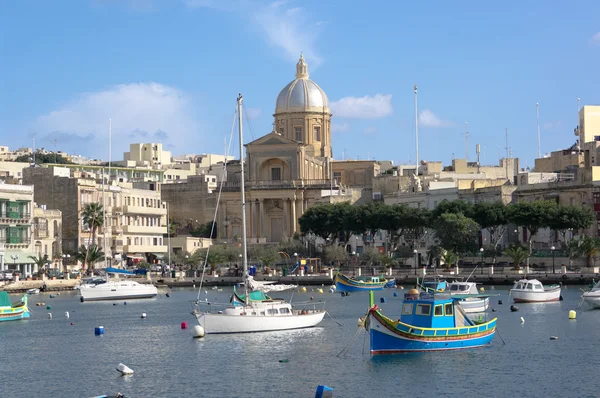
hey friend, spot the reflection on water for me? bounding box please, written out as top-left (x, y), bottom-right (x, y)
top-left (2, 287), bottom-right (600, 397)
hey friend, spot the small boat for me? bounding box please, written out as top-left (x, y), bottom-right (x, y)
top-left (582, 280), bottom-right (600, 308)
top-left (385, 279), bottom-right (396, 288)
top-left (418, 276), bottom-right (447, 293)
top-left (364, 289), bottom-right (496, 354)
top-left (335, 273), bottom-right (388, 292)
top-left (0, 292), bottom-right (30, 322)
top-left (27, 288), bottom-right (40, 295)
top-left (79, 268), bottom-right (158, 302)
top-left (510, 278), bottom-right (561, 303)
top-left (447, 281), bottom-right (491, 313)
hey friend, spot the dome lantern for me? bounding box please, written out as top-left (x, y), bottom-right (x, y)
top-left (295, 53), bottom-right (309, 79)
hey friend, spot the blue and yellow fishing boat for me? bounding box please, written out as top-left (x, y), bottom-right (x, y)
top-left (364, 289), bottom-right (496, 354)
top-left (0, 291), bottom-right (30, 322)
top-left (335, 273), bottom-right (388, 292)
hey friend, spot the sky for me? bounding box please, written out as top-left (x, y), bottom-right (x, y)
top-left (2, 1), bottom-right (600, 169)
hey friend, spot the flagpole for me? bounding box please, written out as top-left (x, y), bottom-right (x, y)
top-left (536, 103), bottom-right (541, 159)
top-left (414, 84), bottom-right (419, 175)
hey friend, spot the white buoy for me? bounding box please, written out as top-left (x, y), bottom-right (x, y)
top-left (192, 325), bottom-right (205, 338)
top-left (550, 336), bottom-right (559, 340)
top-left (65, 311), bottom-right (70, 319)
top-left (520, 317), bottom-right (525, 324)
top-left (48, 313), bottom-right (52, 319)
top-left (116, 363), bottom-right (134, 375)
top-left (205, 290), bottom-right (208, 295)
top-left (329, 288), bottom-right (335, 293)
top-left (192, 284), bottom-right (196, 288)
top-left (141, 313), bottom-right (147, 319)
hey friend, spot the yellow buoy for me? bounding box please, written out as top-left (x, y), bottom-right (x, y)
top-left (317, 288), bottom-right (323, 294)
top-left (301, 287), bottom-right (307, 292)
top-left (569, 310), bottom-right (576, 320)
top-left (479, 287), bottom-right (485, 293)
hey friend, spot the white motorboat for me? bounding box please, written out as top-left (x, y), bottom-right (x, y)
top-left (582, 280), bottom-right (600, 308)
top-left (192, 94), bottom-right (326, 334)
top-left (27, 288), bottom-right (40, 295)
top-left (79, 269), bottom-right (157, 302)
top-left (246, 275), bottom-right (297, 293)
top-left (510, 278), bottom-right (561, 303)
top-left (447, 281), bottom-right (490, 313)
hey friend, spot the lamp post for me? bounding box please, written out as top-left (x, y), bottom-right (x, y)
top-left (413, 249), bottom-right (418, 275)
top-left (62, 254), bottom-right (70, 272)
top-left (551, 246), bottom-right (556, 274)
top-left (10, 254), bottom-right (18, 272)
top-left (479, 247), bottom-right (484, 275)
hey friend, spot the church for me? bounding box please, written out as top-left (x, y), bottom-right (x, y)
top-left (217, 55), bottom-right (379, 243)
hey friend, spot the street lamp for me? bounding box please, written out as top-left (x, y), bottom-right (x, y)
top-left (413, 249), bottom-right (418, 275)
top-left (62, 254), bottom-right (70, 272)
top-left (479, 247), bottom-right (484, 275)
top-left (551, 246), bottom-right (556, 274)
top-left (10, 254), bottom-right (18, 271)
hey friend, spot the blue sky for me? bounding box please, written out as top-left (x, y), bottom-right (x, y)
top-left (2, 1), bottom-right (600, 168)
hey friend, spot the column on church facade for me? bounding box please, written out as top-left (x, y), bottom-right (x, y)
top-left (259, 199), bottom-right (265, 239)
top-left (282, 199), bottom-right (288, 237)
top-left (295, 194), bottom-right (304, 233)
top-left (248, 200), bottom-right (254, 239)
top-left (291, 196), bottom-right (297, 235)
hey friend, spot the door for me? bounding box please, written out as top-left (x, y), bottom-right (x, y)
top-left (270, 218), bottom-right (283, 243)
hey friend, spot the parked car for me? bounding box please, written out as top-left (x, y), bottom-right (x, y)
top-left (1, 271), bottom-right (13, 281)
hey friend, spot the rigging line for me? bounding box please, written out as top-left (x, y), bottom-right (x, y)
top-left (495, 327), bottom-right (507, 346)
top-left (325, 311), bottom-right (343, 327)
top-left (242, 103), bottom-right (256, 141)
top-left (196, 107), bottom-right (238, 302)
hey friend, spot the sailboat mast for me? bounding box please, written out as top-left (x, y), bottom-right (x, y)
top-left (102, 167), bottom-right (108, 273)
top-left (237, 94), bottom-right (250, 305)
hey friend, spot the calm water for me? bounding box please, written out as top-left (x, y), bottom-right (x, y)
top-left (2, 285), bottom-right (598, 398)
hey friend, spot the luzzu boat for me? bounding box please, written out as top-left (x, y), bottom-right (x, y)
top-left (335, 273), bottom-right (388, 292)
top-left (0, 291), bottom-right (30, 322)
top-left (364, 289), bottom-right (496, 354)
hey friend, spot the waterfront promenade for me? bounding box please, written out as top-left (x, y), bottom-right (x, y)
top-left (2, 267), bottom-right (598, 293)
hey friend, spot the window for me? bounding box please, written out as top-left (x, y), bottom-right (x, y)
top-left (271, 167), bottom-right (282, 181)
top-left (267, 308), bottom-right (279, 315)
top-left (279, 307), bottom-right (291, 314)
top-left (595, 136), bottom-right (600, 141)
top-left (434, 304), bottom-right (443, 316)
top-left (295, 127), bottom-right (303, 142)
top-left (415, 304), bottom-right (431, 315)
top-left (314, 126), bottom-right (321, 141)
top-left (444, 303), bottom-right (453, 316)
top-left (402, 303), bottom-right (413, 315)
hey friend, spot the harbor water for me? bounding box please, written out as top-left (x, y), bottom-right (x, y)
top-left (2, 285), bottom-right (598, 398)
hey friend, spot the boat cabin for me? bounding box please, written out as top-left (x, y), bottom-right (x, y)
top-left (512, 279), bottom-right (544, 292)
top-left (354, 276), bottom-right (383, 283)
top-left (421, 280), bottom-right (447, 292)
top-left (400, 292), bottom-right (471, 328)
top-left (448, 281), bottom-right (478, 295)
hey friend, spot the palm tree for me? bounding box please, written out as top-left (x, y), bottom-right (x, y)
top-left (441, 250), bottom-right (459, 270)
top-left (574, 236), bottom-right (600, 267)
top-left (28, 255), bottom-right (49, 276)
top-left (82, 202), bottom-right (104, 246)
top-left (76, 244), bottom-right (105, 275)
top-left (504, 244), bottom-right (529, 270)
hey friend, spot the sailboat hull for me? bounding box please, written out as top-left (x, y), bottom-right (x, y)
top-left (195, 310), bottom-right (325, 334)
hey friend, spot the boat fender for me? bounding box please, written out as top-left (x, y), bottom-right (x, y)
top-left (498, 300), bottom-right (503, 305)
top-left (80, 297), bottom-right (84, 302)
top-left (510, 305), bottom-right (519, 312)
top-left (550, 336), bottom-right (559, 340)
top-left (393, 292), bottom-right (398, 297)
top-left (380, 297), bottom-right (386, 303)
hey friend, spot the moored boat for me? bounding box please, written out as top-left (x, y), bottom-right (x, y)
top-left (335, 273), bottom-right (387, 292)
top-left (79, 268), bottom-right (158, 302)
top-left (364, 289), bottom-right (496, 354)
top-left (0, 291), bottom-right (30, 322)
top-left (582, 280), bottom-right (600, 308)
top-left (510, 278), bottom-right (561, 303)
top-left (27, 288), bottom-right (40, 295)
top-left (447, 281), bottom-right (491, 313)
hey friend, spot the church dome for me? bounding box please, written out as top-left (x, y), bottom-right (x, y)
top-left (275, 54), bottom-right (330, 114)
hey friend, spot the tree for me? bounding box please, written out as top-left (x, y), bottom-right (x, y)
top-left (507, 200), bottom-right (557, 267)
top-left (571, 236), bottom-right (600, 267)
top-left (14, 152), bottom-right (72, 164)
top-left (361, 203), bottom-right (386, 244)
top-left (401, 207), bottom-right (432, 250)
top-left (547, 205), bottom-right (595, 243)
top-left (359, 246), bottom-right (381, 266)
top-left (323, 245), bottom-right (348, 267)
top-left (29, 255), bottom-right (49, 275)
top-left (441, 250), bottom-right (459, 270)
top-left (503, 244), bottom-right (529, 269)
top-left (299, 204), bottom-right (336, 241)
top-left (431, 199), bottom-right (473, 219)
top-left (82, 202), bottom-right (104, 245)
top-left (255, 246), bottom-right (279, 269)
top-left (426, 245), bottom-right (444, 267)
top-left (433, 213), bottom-right (480, 255)
top-left (471, 201), bottom-right (508, 249)
top-left (76, 244), bottom-right (105, 275)
top-left (378, 204), bottom-right (408, 254)
top-left (190, 221), bottom-right (217, 239)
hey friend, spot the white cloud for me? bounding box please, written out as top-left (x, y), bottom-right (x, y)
top-left (364, 126), bottom-right (377, 135)
top-left (418, 109), bottom-right (453, 128)
top-left (252, 1), bottom-right (323, 66)
top-left (590, 32), bottom-right (600, 44)
top-left (34, 83), bottom-right (199, 158)
top-left (330, 94), bottom-right (393, 119)
top-left (331, 122), bottom-right (350, 133)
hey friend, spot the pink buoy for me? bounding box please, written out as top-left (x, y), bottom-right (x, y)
top-left (70, 322), bottom-right (74, 326)
top-left (181, 321), bottom-right (188, 329)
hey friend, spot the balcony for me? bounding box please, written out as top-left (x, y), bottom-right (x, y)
top-left (123, 244), bottom-right (168, 254)
top-left (122, 205), bottom-right (167, 216)
top-left (122, 225), bottom-right (166, 235)
top-left (221, 179), bottom-right (340, 191)
top-left (0, 212), bottom-right (31, 224)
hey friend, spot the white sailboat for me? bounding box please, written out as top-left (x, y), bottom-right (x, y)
top-left (192, 94), bottom-right (325, 334)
